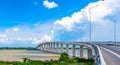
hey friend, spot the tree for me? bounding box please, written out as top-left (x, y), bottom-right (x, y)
top-left (59, 52), bottom-right (69, 63)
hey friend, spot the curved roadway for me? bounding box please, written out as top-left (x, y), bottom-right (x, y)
top-left (97, 44), bottom-right (120, 65)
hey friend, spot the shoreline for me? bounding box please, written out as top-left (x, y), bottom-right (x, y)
top-left (0, 49), bottom-right (87, 62)
top-left (0, 50), bottom-right (60, 62)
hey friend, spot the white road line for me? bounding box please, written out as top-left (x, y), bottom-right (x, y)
top-left (96, 45), bottom-right (106, 65)
top-left (101, 46), bottom-right (120, 58)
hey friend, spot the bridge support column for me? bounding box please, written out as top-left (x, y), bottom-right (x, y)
top-left (41, 45), bottom-right (43, 50)
top-left (46, 43), bottom-right (48, 51)
top-left (42, 44), bottom-right (45, 51)
top-left (45, 43), bottom-right (47, 51)
top-left (88, 48), bottom-right (92, 59)
top-left (50, 43), bottom-right (52, 52)
top-left (40, 44), bottom-right (43, 51)
top-left (80, 45), bottom-right (83, 58)
top-left (66, 44), bottom-right (69, 54)
top-left (53, 43), bottom-right (56, 52)
top-left (56, 43), bottom-right (59, 53)
top-left (45, 43), bottom-right (48, 51)
top-left (48, 43), bottom-right (50, 52)
top-left (73, 44), bottom-right (76, 57)
top-left (61, 43), bottom-right (64, 53)
top-left (44, 44), bottom-right (47, 51)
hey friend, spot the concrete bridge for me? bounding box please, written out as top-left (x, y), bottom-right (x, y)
top-left (37, 42), bottom-right (120, 65)
top-left (36, 42), bottom-right (96, 60)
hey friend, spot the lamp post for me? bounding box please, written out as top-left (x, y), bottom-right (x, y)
top-left (114, 20), bottom-right (116, 45)
top-left (88, 5), bottom-right (98, 44)
top-left (81, 29), bottom-right (82, 42)
top-left (80, 26), bottom-right (83, 43)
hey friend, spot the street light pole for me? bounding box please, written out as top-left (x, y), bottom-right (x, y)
top-left (88, 5), bottom-right (98, 44)
top-left (80, 26), bottom-right (83, 43)
top-left (114, 20), bottom-right (116, 44)
top-left (81, 29), bottom-right (82, 42)
top-left (88, 8), bottom-right (92, 44)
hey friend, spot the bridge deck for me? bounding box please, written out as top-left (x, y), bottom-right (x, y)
top-left (98, 45), bottom-right (120, 65)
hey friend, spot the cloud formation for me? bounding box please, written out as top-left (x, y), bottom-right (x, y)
top-left (33, 35), bottom-right (51, 44)
top-left (53, 0), bottom-right (120, 41)
top-left (43, 0), bottom-right (58, 9)
top-left (0, 23), bottom-right (53, 44)
top-left (13, 28), bottom-right (19, 32)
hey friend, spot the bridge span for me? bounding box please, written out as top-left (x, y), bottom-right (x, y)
top-left (36, 42), bottom-right (95, 59)
top-left (36, 42), bottom-right (103, 65)
top-left (37, 42), bottom-right (120, 65)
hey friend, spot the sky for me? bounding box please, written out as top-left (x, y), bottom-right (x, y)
top-left (0, 0), bottom-right (120, 47)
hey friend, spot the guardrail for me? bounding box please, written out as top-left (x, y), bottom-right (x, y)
top-left (92, 44), bottom-right (101, 65)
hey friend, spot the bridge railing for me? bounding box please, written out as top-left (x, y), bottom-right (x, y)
top-left (92, 44), bottom-right (101, 65)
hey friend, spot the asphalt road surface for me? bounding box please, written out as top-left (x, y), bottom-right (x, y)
top-left (98, 44), bottom-right (120, 65)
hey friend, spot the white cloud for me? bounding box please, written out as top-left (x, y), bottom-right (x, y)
top-left (54, 12), bottom-right (83, 31)
top-left (0, 34), bottom-right (11, 43)
top-left (13, 28), bottom-right (19, 32)
top-left (54, 0), bottom-right (113, 31)
top-left (0, 22), bottom-right (53, 44)
top-left (43, 0), bottom-right (58, 9)
top-left (53, 0), bottom-right (120, 41)
top-left (33, 35), bottom-right (52, 44)
top-left (56, 0), bottom-right (120, 27)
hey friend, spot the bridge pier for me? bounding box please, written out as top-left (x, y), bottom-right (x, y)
top-left (73, 44), bottom-right (76, 57)
top-left (42, 44), bottom-right (45, 51)
top-left (41, 44), bottom-right (43, 51)
top-left (49, 43), bottom-right (52, 52)
top-left (53, 43), bottom-right (56, 52)
top-left (49, 43), bottom-right (51, 52)
top-left (80, 45), bottom-right (83, 58)
top-left (47, 43), bottom-right (49, 51)
top-left (51, 43), bottom-right (54, 52)
top-left (60, 43), bottom-right (64, 53)
top-left (66, 44), bottom-right (69, 54)
top-left (56, 43), bottom-right (59, 53)
top-left (45, 43), bottom-right (48, 51)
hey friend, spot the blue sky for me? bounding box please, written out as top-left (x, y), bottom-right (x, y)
top-left (0, 0), bottom-right (120, 47)
top-left (0, 0), bottom-right (97, 27)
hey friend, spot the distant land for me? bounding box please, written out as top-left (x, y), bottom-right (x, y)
top-left (0, 41), bottom-right (37, 47)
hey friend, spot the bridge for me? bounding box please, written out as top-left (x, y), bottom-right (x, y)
top-left (36, 42), bottom-right (120, 65)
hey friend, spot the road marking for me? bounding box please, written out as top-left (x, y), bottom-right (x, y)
top-left (96, 45), bottom-right (106, 65)
top-left (101, 46), bottom-right (120, 58)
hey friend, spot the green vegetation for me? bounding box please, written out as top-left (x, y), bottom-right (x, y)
top-left (0, 52), bottom-right (94, 65)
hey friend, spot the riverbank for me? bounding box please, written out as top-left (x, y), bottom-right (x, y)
top-left (0, 50), bottom-right (60, 62)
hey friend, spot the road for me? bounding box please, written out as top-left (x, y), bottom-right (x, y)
top-left (97, 44), bottom-right (120, 65)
